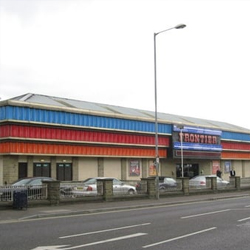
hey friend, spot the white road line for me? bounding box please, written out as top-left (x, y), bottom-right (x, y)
top-left (238, 217), bottom-right (250, 222)
top-left (142, 227), bottom-right (217, 248)
top-left (181, 209), bottom-right (231, 219)
top-left (60, 223), bottom-right (151, 239)
top-left (245, 205), bottom-right (250, 208)
top-left (63, 233), bottom-right (147, 249)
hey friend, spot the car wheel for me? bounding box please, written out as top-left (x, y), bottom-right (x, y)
top-left (128, 189), bottom-right (135, 195)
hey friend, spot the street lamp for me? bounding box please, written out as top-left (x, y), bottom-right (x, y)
top-left (154, 24), bottom-right (186, 199)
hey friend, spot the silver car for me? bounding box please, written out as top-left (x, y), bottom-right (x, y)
top-left (189, 175), bottom-right (229, 188)
top-left (72, 177), bottom-right (137, 196)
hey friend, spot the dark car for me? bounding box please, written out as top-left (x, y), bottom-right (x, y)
top-left (159, 177), bottom-right (177, 190)
top-left (0, 177), bottom-right (56, 201)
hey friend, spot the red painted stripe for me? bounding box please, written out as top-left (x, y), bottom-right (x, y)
top-left (0, 124), bottom-right (170, 146)
top-left (221, 151), bottom-right (250, 159)
top-left (0, 142), bottom-right (167, 158)
top-left (222, 141), bottom-right (250, 151)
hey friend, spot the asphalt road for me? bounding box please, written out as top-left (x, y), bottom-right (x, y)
top-left (1, 196), bottom-right (250, 250)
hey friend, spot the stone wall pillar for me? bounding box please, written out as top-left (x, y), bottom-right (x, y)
top-left (103, 179), bottom-right (113, 201)
top-left (96, 179), bottom-right (103, 195)
top-left (235, 176), bottom-right (241, 190)
top-left (230, 176), bottom-right (241, 190)
top-left (178, 177), bottom-right (189, 195)
top-left (206, 176), bottom-right (217, 192)
top-left (43, 180), bottom-right (60, 205)
top-left (144, 177), bottom-right (157, 199)
top-left (96, 178), bottom-right (113, 201)
top-left (139, 178), bottom-right (148, 194)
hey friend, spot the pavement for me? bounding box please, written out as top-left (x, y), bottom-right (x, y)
top-left (0, 191), bottom-right (249, 224)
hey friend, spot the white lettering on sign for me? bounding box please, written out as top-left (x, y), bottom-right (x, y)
top-left (179, 133), bottom-right (218, 144)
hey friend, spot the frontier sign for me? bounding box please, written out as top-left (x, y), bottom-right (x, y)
top-left (172, 125), bottom-right (222, 159)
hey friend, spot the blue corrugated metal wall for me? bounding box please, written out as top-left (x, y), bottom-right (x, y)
top-left (2, 106), bottom-right (250, 141)
top-left (222, 131), bottom-right (250, 142)
top-left (0, 106), bottom-right (172, 134)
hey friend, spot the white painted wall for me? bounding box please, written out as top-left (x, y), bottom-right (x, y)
top-left (104, 158), bottom-right (121, 178)
top-left (78, 158), bottom-right (98, 180)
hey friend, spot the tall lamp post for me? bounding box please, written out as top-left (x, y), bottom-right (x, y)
top-left (154, 24), bottom-right (186, 199)
top-left (177, 125), bottom-right (184, 177)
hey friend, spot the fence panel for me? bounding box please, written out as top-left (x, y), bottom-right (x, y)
top-left (0, 185), bottom-right (48, 202)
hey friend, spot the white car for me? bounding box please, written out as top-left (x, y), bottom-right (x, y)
top-left (189, 175), bottom-right (229, 188)
top-left (72, 177), bottom-right (137, 196)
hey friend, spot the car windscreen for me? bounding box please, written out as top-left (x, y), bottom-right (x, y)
top-left (82, 178), bottom-right (96, 185)
top-left (165, 178), bottom-right (176, 184)
top-left (12, 179), bottom-right (31, 186)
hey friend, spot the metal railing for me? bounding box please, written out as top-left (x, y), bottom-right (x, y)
top-left (60, 181), bottom-right (139, 199)
top-left (0, 185), bottom-right (48, 202)
top-left (1, 177), bottom-right (250, 204)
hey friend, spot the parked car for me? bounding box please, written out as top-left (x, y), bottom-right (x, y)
top-left (72, 177), bottom-right (137, 196)
top-left (0, 177), bottom-right (56, 200)
top-left (159, 177), bottom-right (177, 190)
top-left (136, 176), bottom-right (177, 192)
top-left (189, 175), bottom-right (229, 188)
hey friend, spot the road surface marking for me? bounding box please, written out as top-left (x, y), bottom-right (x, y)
top-left (142, 227), bottom-right (217, 248)
top-left (60, 222), bottom-right (150, 239)
top-left (238, 217), bottom-right (250, 222)
top-left (31, 245), bottom-right (69, 250)
top-left (33, 233), bottom-right (147, 250)
top-left (32, 233), bottom-right (147, 249)
top-left (42, 209), bottom-right (71, 213)
top-left (181, 209), bottom-right (230, 219)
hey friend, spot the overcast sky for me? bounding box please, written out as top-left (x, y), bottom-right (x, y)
top-left (1, 0), bottom-right (250, 130)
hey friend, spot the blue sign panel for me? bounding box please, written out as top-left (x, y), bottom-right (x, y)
top-left (173, 125), bottom-right (222, 152)
top-left (174, 142), bottom-right (222, 151)
top-left (173, 125), bottom-right (222, 136)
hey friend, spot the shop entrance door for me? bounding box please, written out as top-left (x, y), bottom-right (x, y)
top-left (57, 163), bottom-right (72, 181)
top-left (18, 162), bottom-right (27, 179)
top-left (33, 163), bottom-right (51, 177)
top-left (176, 164), bottom-right (199, 178)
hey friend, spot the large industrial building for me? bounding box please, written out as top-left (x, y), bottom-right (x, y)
top-left (1, 93), bottom-right (250, 185)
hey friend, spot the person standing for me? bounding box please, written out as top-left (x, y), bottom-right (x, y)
top-left (216, 169), bottom-right (222, 178)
